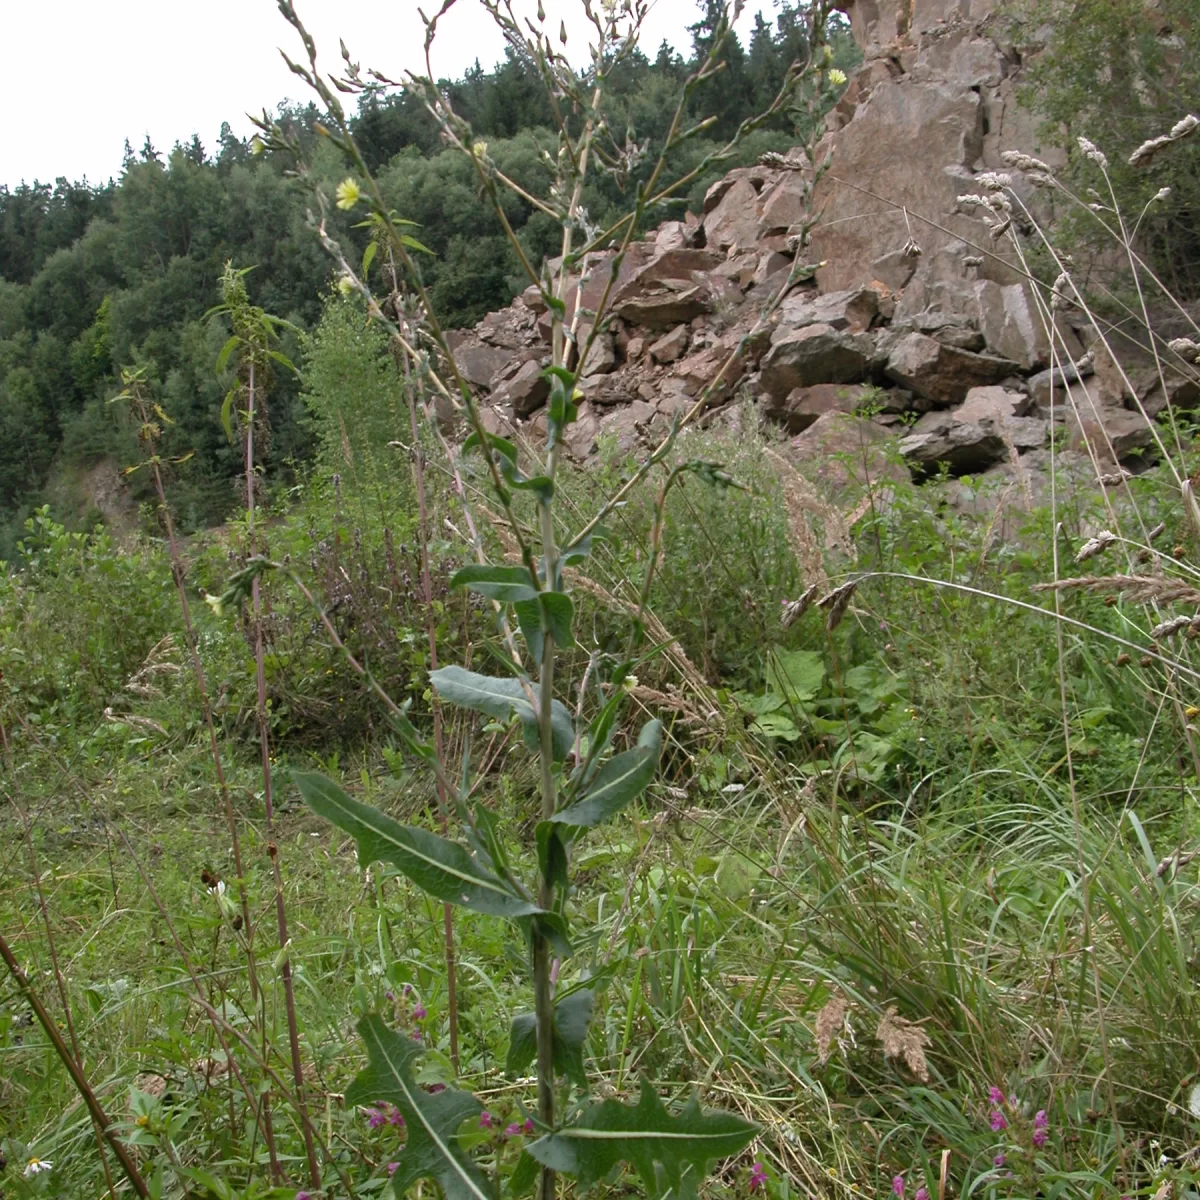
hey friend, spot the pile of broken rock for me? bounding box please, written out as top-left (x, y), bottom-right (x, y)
top-left (445, 155), bottom-right (1199, 497)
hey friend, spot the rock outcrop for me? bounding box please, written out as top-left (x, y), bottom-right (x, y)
top-left (442, 0), bottom-right (1199, 497)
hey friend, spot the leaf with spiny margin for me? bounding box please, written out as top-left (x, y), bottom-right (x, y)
top-left (553, 720), bottom-right (662, 835)
top-left (526, 1077), bottom-right (758, 1200)
top-left (506, 988), bottom-right (594, 1088)
top-left (292, 771), bottom-right (539, 918)
top-left (430, 665), bottom-right (574, 761)
top-left (346, 1015), bottom-right (492, 1200)
top-left (451, 564), bottom-right (539, 603)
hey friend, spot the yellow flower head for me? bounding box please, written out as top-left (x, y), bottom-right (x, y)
top-left (828, 68), bottom-right (847, 86)
top-left (472, 141), bottom-right (489, 159)
top-left (335, 178), bottom-right (361, 210)
top-left (337, 274), bottom-right (356, 299)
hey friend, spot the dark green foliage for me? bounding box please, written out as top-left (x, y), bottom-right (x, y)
top-left (1011, 0), bottom-right (1200, 297)
top-left (0, 5), bottom-right (848, 547)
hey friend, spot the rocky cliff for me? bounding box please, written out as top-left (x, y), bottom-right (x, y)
top-left (445, 0), bottom-right (1199, 503)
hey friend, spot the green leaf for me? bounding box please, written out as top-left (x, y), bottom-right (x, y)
top-left (507, 1151), bottom-right (539, 1197)
top-left (215, 334), bottom-right (240, 374)
top-left (451, 564), bottom-right (539, 603)
top-left (400, 233), bottom-right (435, 255)
top-left (463, 431), bottom-right (519, 470)
top-left (534, 821), bottom-right (570, 891)
top-left (362, 240), bottom-right (378, 277)
top-left (751, 712), bottom-right (801, 742)
top-left (561, 532), bottom-right (595, 566)
top-left (770, 649), bottom-right (826, 702)
top-left (554, 720), bottom-right (661, 833)
top-left (526, 1077), bottom-right (758, 1199)
top-left (292, 770), bottom-right (540, 918)
top-left (506, 988), bottom-right (595, 1087)
top-left (430, 665), bottom-right (574, 761)
top-left (346, 1015), bottom-right (491, 1200)
top-left (219, 390), bottom-right (236, 443)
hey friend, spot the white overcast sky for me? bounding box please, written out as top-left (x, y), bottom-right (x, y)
top-left (2, 0), bottom-right (777, 189)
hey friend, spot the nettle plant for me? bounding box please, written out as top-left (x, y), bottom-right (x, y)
top-left (222, 1), bottom-right (834, 1196)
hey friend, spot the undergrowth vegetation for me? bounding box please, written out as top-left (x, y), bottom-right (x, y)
top-left (5, 2), bottom-right (1200, 1200)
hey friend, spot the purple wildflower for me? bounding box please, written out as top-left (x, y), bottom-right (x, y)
top-left (387, 1162), bottom-right (399, 1176)
top-left (988, 1086), bottom-right (1005, 1107)
top-left (993, 1154), bottom-right (1006, 1168)
top-left (1034, 1110), bottom-right (1049, 1129)
top-left (297, 1193), bottom-right (311, 1200)
top-left (411, 1031), bottom-right (422, 1043)
top-left (412, 1004), bottom-right (427, 1021)
top-left (1032, 1129), bottom-right (1047, 1149)
top-left (388, 1106), bottom-right (405, 1128)
top-left (403, 983), bottom-right (413, 996)
top-left (366, 1106), bottom-right (386, 1129)
top-left (428, 1083), bottom-right (445, 1094)
top-left (750, 1163), bottom-right (769, 1192)
top-left (990, 1111), bottom-right (1008, 1132)
top-left (385, 990), bottom-right (395, 1002)
top-left (523, 1118), bottom-right (535, 1135)
top-left (480, 1111), bottom-right (494, 1130)
top-left (893, 1176), bottom-right (905, 1198)
top-left (505, 1123), bottom-right (522, 1137)
top-left (915, 1189), bottom-right (929, 1200)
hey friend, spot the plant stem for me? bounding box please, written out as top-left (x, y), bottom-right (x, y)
top-left (244, 357), bottom-right (323, 1194)
top-left (397, 306), bottom-right (460, 1073)
top-left (0, 929), bottom-right (151, 1198)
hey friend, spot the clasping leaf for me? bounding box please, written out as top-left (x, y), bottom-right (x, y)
top-left (292, 771), bottom-right (540, 918)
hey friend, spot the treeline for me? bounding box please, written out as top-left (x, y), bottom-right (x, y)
top-left (0, 4), bottom-right (854, 549)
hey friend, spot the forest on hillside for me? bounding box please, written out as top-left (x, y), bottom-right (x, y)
top-left (0, 2), bottom-right (854, 551)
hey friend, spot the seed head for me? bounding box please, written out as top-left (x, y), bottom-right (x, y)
top-left (1001, 150), bottom-right (1052, 172)
top-left (1077, 137), bottom-right (1109, 169)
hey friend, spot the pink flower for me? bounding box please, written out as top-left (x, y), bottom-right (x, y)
top-left (915, 1189), bottom-right (929, 1200)
top-left (990, 1111), bottom-right (1008, 1132)
top-left (412, 1004), bottom-right (427, 1021)
top-left (1032, 1130), bottom-right (1047, 1149)
top-left (988, 1086), bottom-right (1005, 1107)
top-left (523, 1118), bottom-right (535, 1135)
top-left (993, 1154), bottom-right (1006, 1168)
top-left (411, 1031), bottom-right (422, 1043)
top-left (366, 1106), bottom-right (386, 1129)
top-left (480, 1111), bottom-right (494, 1130)
top-left (428, 1083), bottom-right (445, 1094)
top-left (388, 1106), bottom-right (405, 1127)
top-left (1034, 1110), bottom-right (1049, 1129)
top-left (893, 1176), bottom-right (905, 1198)
top-left (297, 1193), bottom-right (311, 1200)
top-left (505, 1123), bottom-right (522, 1137)
top-left (387, 1162), bottom-right (399, 1176)
top-left (750, 1163), bottom-right (768, 1191)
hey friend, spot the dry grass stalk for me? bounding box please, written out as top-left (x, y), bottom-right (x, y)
top-left (817, 579), bottom-right (859, 631)
top-left (764, 448), bottom-right (854, 587)
top-left (876, 1006), bottom-right (932, 1081)
top-left (1032, 574), bottom-right (1200, 606)
top-left (1075, 530), bottom-right (1117, 563)
top-left (780, 584), bottom-right (819, 629)
top-left (814, 992), bottom-right (848, 1065)
top-left (627, 684), bottom-right (721, 731)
